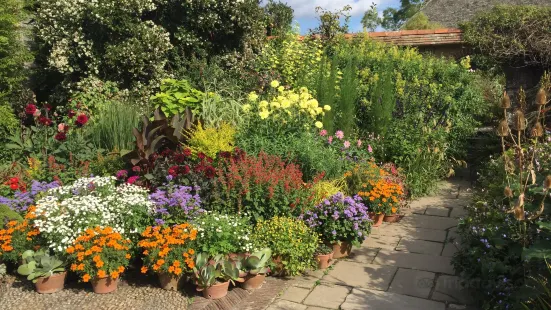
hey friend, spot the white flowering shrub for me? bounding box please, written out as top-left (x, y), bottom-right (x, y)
top-left (192, 211), bottom-right (253, 256)
top-left (33, 176), bottom-right (154, 253)
top-left (35, 0), bottom-right (172, 92)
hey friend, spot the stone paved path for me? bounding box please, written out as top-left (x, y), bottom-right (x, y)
top-left (265, 179), bottom-right (477, 310)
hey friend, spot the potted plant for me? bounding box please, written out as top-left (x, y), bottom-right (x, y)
top-left (314, 244), bottom-right (333, 270)
top-left (300, 193), bottom-right (371, 259)
top-left (234, 248), bottom-right (272, 290)
top-left (0, 206), bottom-right (41, 264)
top-left (138, 223), bottom-right (197, 290)
top-left (66, 226), bottom-right (132, 294)
top-left (358, 178), bottom-right (404, 224)
top-left (193, 253), bottom-right (244, 299)
top-left (17, 249), bottom-right (66, 294)
top-left (251, 217), bottom-right (318, 276)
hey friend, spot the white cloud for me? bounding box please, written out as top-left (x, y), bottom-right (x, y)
top-left (284, 0), bottom-right (394, 18)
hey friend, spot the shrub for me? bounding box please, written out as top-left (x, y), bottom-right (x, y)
top-left (300, 193), bottom-right (371, 246)
top-left (138, 223), bottom-right (197, 276)
top-left (211, 151), bottom-right (312, 222)
top-left (0, 207), bottom-right (40, 263)
top-left (149, 184), bottom-right (203, 226)
top-left (32, 176), bottom-right (154, 253)
top-left (192, 212), bottom-right (252, 257)
top-left (66, 227), bottom-right (132, 282)
top-left (252, 216), bottom-right (318, 276)
top-left (151, 79), bottom-right (204, 117)
top-left (186, 123), bottom-right (236, 160)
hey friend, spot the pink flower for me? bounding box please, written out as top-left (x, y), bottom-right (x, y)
top-left (320, 129), bottom-right (328, 137)
top-left (127, 176), bottom-right (139, 184)
top-left (335, 130), bottom-right (344, 140)
top-left (343, 141), bottom-right (351, 149)
top-left (328, 136), bottom-right (333, 144)
top-left (368, 145), bottom-right (373, 153)
top-left (58, 123), bottom-right (66, 132)
top-left (33, 110), bottom-right (41, 117)
top-left (357, 140), bottom-right (362, 147)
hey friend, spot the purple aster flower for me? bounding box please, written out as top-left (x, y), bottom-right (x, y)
top-left (155, 219), bottom-right (165, 226)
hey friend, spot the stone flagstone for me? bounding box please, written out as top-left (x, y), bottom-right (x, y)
top-left (396, 239), bottom-right (444, 255)
top-left (303, 285), bottom-right (350, 309)
top-left (373, 250), bottom-right (455, 274)
top-left (266, 300), bottom-right (308, 310)
top-left (431, 275), bottom-right (473, 305)
top-left (400, 214), bottom-right (458, 230)
top-left (324, 261), bottom-right (397, 290)
top-left (425, 207), bottom-right (451, 217)
top-left (341, 288), bottom-right (445, 310)
top-left (280, 286), bottom-right (311, 303)
top-left (371, 224), bottom-right (447, 242)
top-left (388, 268), bottom-right (436, 299)
top-left (362, 235), bottom-right (401, 250)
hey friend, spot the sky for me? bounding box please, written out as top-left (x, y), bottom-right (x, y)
top-left (286, 0), bottom-right (401, 34)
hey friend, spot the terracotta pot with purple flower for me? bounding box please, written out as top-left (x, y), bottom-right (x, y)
top-left (301, 192), bottom-right (372, 260)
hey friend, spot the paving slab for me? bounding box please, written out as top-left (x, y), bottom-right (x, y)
top-left (341, 288), bottom-right (445, 310)
top-left (371, 225), bottom-right (447, 242)
top-left (362, 235), bottom-right (401, 250)
top-left (303, 285), bottom-right (350, 309)
top-left (373, 250), bottom-right (455, 274)
top-left (280, 286), bottom-right (311, 303)
top-left (388, 268), bottom-right (436, 299)
top-left (345, 246), bottom-right (378, 264)
top-left (324, 261), bottom-right (397, 290)
top-left (400, 214), bottom-right (458, 230)
top-left (442, 242), bottom-right (458, 257)
top-left (306, 307), bottom-right (332, 310)
top-left (266, 299), bottom-right (308, 310)
top-left (396, 239), bottom-right (443, 255)
top-left (425, 207), bottom-right (451, 217)
top-left (450, 207), bottom-right (467, 218)
top-left (431, 275), bottom-right (473, 305)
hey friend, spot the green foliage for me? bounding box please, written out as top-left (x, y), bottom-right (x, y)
top-left (264, 0), bottom-right (294, 36)
top-left (234, 248), bottom-right (272, 275)
top-left (87, 101), bottom-right (140, 152)
top-left (193, 254), bottom-right (244, 288)
top-left (0, 105), bottom-right (18, 161)
top-left (186, 123), bottom-right (236, 159)
top-left (192, 212), bottom-right (252, 257)
top-left (461, 5), bottom-right (551, 67)
top-left (403, 12), bottom-right (442, 30)
top-left (17, 249), bottom-right (65, 283)
top-left (151, 79), bottom-right (204, 117)
top-left (381, 0), bottom-right (425, 30)
top-left (0, 203), bottom-right (22, 222)
top-left (361, 3), bottom-right (380, 32)
top-left (252, 216), bottom-right (318, 276)
top-left (0, 0), bottom-right (32, 106)
top-left (310, 6), bottom-right (352, 42)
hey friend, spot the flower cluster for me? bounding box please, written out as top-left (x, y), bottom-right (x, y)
top-left (0, 180), bottom-right (59, 212)
top-left (0, 206), bottom-right (41, 263)
top-left (213, 151), bottom-right (311, 222)
top-left (193, 212), bottom-right (253, 256)
top-left (149, 184), bottom-right (203, 226)
top-left (301, 193), bottom-right (371, 245)
top-left (358, 179), bottom-right (404, 215)
top-left (66, 227), bottom-right (132, 282)
top-left (138, 223), bottom-right (197, 276)
top-left (244, 82), bottom-right (330, 129)
top-left (320, 129), bottom-right (374, 164)
top-left (33, 177), bottom-right (154, 253)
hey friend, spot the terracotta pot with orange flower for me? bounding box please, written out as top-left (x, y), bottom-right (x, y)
top-left (66, 226), bottom-right (132, 294)
top-left (358, 178), bottom-right (404, 225)
top-left (138, 224), bottom-right (198, 291)
top-left (0, 206), bottom-right (41, 264)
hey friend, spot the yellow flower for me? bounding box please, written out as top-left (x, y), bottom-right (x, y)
top-left (277, 86), bottom-right (284, 92)
top-left (315, 121), bottom-right (323, 129)
top-left (308, 99), bottom-right (319, 109)
top-left (259, 100), bottom-right (269, 109)
top-left (324, 105), bottom-right (331, 111)
top-left (270, 80), bottom-right (280, 88)
top-left (270, 101), bottom-right (281, 109)
top-left (281, 99), bottom-right (291, 109)
top-left (242, 104), bottom-right (252, 112)
top-left (248, 92), bottom-right (258, 102)
top-left (259, 109), bottom-right (270, 120)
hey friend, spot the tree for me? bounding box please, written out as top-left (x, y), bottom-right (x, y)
top-left (264, 0), bottom-right (294, 36)
top-left (381, 0), bottom-right (425, 30)
top-left (310, 5), bottom-right (352, 42)
top-left (361, 2), bottom-right (380, 32)
top-left (402, 12), bottom-right (442, 30)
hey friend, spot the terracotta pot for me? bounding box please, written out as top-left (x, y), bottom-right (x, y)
top-left (383, 214), bottom-right (401, 223)
top-left (202, 281), bottom-right (230, 299)
top-left (316, 253), bottom-right (333, 270)
top-left (91, 277), bottom-right (119, 294)
top-left (158, 273), bottom-right (184, 291)
top-left (372, 213), bottom-right (385, 227)
top-left (35, 272), bottom-right (66, 294)
top-left (331, 242), bottom-right (352, 259)
top-left (241, 274), bottom-right (266, 290)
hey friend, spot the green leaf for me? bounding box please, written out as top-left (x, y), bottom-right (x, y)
top-left (523, 240), bottom-right (551, 260)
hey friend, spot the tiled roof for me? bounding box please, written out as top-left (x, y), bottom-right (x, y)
top-left (270, 29), bottom-right (464, 47)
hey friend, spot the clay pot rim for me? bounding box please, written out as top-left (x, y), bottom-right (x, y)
top-left (36, 271), bottom-right (67, 280)
top-left (316, 252), bottom-right (334, 258)
top-left (197, 280), bottom-right (230, 291)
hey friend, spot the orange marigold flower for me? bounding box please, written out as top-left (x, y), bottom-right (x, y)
top-left (97, 270), bottom-right (107, 278)
top-left (125, 253), bottom-right (131, 259)
top-left (188, 249), bottom-right (195, 255)
top-left (118, 266), bottom-right (125, 273)
top-left (173, 260), bottom-right (180, 267)
top-left (156, 259), bottom-right (165, 266)
top-left (168, 266), bottom-right (175, 273)
top-left (141, 266), bottom-right (148, 274)
top-left (82, 274), bottom-right (91, 282)
top-left (96, 261), bottom-right (104, 268)
top-left (70, 264), bottom-right (77, 271)
top-left (110, 271), bottom-right (119, 279)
